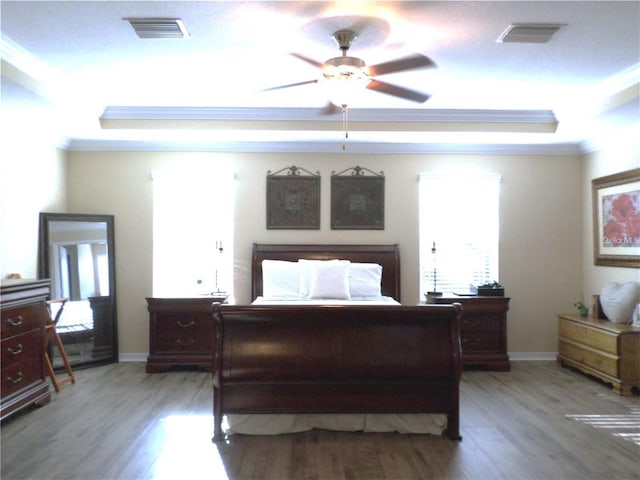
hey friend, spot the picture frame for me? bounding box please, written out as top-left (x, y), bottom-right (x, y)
top-left (331, 166), bottom-right (384, 230)
top-left (592, 168), bottom-right (640, 268)
top-left (266, 166), bottom-right (320, 229)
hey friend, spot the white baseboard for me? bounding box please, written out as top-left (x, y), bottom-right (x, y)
top-left (509, 352), bottom-right (557, 361)
top-left (117, 352), bottom-right (557, 364)
top-left (119, 353), bottom-right (147, 363)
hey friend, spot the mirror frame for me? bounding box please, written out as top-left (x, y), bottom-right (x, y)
top-left (38, 212), bottom-right (118, 369)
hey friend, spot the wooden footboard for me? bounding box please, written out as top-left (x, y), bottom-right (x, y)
top-left (212, 303), bottom-right (463, 441)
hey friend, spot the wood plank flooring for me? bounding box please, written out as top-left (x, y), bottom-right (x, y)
top-left (1, 361), bottom-right (638, 480)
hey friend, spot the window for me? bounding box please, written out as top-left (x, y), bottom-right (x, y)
top-left (152, 167), bottom-right (234, 297)
top-left (419, 172), bottom-right (500, 295)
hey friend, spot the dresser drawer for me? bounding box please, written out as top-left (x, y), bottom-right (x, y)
top-left (1, 358), bottom-right (44, 398)
top-left (1, 304), bottom-right (45, 339)
top-left (153, 314), bottom-right (213, 353)
top-left (559, 317), bottom-right (618, 354)
top-left (558, 338), bottom-right (619, 377)
top-left (1, 330), bottom-right (41, 369)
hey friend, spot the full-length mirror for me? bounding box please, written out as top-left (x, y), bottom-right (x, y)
top-left (38, 213), bottom-right (118, 369)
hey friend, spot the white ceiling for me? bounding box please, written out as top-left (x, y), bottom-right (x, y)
top-left (1, 0), bottom-right (639, 154)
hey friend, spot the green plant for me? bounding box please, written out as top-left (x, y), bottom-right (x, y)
top-left (574, 301), bottom-right (589, 316)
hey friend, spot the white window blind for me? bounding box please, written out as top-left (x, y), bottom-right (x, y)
top-left (419, 172), bottom-right (500, 295)
top-left (152, 168), bottom-right (234, 297)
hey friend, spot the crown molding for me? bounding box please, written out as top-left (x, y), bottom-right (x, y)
top-left (101, 105), bottom-right (558, 124)
top-left (0, 34), bottom-right (59, 99)
top-left (0, 34), bottom-right (51, 78)
top-left (65, 138), bottom-right (584, 156)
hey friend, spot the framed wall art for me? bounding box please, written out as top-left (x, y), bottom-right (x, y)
top-left (592, 167), bottom-right (640, 267)
top-left (266, 166), bottom-right (320, 229)
top-left (331, 166), bottom-right (384, 230)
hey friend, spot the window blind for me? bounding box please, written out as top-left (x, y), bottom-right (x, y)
top-left (419, 172), bottom-right (501, 295)
top-left (151, 167), bottom-right (235, 297)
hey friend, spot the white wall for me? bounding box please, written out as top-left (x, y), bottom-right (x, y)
top-left (67, 150), bottom-right (583, 358)
top-left (0, 114), bottom-right (66, 278)
top-left (582, 134), bottom-right (640, 300)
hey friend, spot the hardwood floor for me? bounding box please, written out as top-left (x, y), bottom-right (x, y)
top-left (1, 361), bottom-right (638, 480)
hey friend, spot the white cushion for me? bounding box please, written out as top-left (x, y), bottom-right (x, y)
top-left (308, 260), bottom-right (351, 299)
top-left (298, 259), bottom-right (323, 297)
top-left (262, 260), bottom-right (300, 297)
top-left (633, 303), bottom-right (640, 327)
top-left (349, 263), bottom-right (383, 297)
top-left (600, 281), bottom-right (640, 324)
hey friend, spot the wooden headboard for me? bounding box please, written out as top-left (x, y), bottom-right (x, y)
top-left (251, 244), bottom-right (401, 301)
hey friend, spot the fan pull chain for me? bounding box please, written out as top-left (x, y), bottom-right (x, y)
top-left (341, 104), bottom-right (349, 151)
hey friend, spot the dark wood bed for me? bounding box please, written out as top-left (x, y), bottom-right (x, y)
top-left (212, 244), bottom-right (463, 441)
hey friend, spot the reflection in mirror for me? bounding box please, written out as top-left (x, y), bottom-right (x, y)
top-left (38, 213), bottom-right (118, 370)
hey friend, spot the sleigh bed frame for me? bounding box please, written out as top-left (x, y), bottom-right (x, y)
top-left (212, 244), bottom-right (463, 440)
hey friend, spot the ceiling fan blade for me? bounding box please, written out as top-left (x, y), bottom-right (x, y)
top-left (368, 53), bottom-right (436, 77)
top-left (290, 53), bottom-right (324, 69)
top-left (366, 79), bottom-right (431, 103)
top-left (263, 79), bottom-right (318, 92)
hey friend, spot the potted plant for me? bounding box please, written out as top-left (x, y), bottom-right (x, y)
top-left (574, 301), bottom-right (589, 317)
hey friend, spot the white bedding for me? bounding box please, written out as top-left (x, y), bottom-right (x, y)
top-left (225, 413), bottom-right (447, 435)
top-left (252, 295), bottom-right (400, 305)
top-left (50, 300), bottom-right (94, 334)
top-left (223, 293), bottom-right (447, 436)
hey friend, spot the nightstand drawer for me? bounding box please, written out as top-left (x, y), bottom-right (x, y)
top-left (154, 334), bottom-right (213, 353)
top-left (153, 314), bottom-right (212, 353)
top-left (559, 317), bottom-right (618, 354)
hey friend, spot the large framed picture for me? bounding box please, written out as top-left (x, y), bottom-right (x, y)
top-left (266, 166), bottom-right (320, 229)
top-left (331, 166), bottom-right (384, 230)
top-left (592, 168), bottom-right (640, 267)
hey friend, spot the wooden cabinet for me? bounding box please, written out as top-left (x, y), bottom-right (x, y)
top-left (146, 296), bottom-right (227, 373)
top-left (557, 314), bottom-right (640, 395)
top-left (1, 279), bottom-right (51, 420)
top-left (426, 294), bottom-right (510, 371)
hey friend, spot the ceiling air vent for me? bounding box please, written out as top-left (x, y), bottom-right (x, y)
top-left (125, 18), bottom-right (190, 39)
top-left (497, 23), bottom-right (565, 44)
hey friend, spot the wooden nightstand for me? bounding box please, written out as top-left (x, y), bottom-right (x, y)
top-left (146, 295), bottom-right (228, 373)
top-left (426, 294), bottom-right (511, 371)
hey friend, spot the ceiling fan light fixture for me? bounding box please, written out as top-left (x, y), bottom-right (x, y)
top-left (321, 57), bottom-right (371, 107)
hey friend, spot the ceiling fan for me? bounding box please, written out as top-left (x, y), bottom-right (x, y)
top-left (265, 29), bottom-right (436, 111)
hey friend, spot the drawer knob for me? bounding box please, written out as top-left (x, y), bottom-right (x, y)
top-left (6, 315), bottom-right (23, 327)
top-left (7, 372), bottom-right (23, 384)
top-left (177, 338), bottom-right (195, 346)
top-left (177, 320), bottom-right (195, 328)
top-left (7, 344), bottom-right (23, 355)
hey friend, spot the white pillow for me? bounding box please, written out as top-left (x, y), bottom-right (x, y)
top-left (262, 260), bottom-right (300, 297)
top-left (298, 259), bottom-right (323, 297)
top-left (600, 281), bottom-right (640, 324)
top-left (349, 263), bottom-right (383, 297)
top-left (308, 260), bottom-right (351, 299)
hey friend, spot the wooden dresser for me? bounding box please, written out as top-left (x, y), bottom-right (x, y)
top-left (146, 296), bottom-right (227, 373)
top-left (426, 294), bottom-right (511, 371)
top-left (1, 279), bottom-right (51, 420)
top-left (557, 313), bottom-right (640, 395)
